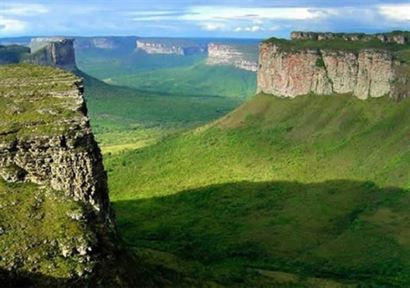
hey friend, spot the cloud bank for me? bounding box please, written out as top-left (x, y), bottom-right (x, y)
top-left (0, 1), bottom-right (409, 38)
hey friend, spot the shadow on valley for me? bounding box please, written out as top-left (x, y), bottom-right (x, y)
top-left (0, 268), bottom-right (68, 288)
top-left (114, 180), bottom-right (410, 287)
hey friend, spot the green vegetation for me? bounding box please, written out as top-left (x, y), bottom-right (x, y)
top-left (78, 70), bottom-right (243, 153)
top-left (0, 179), bottom-right (92, 282)
top-left (0, 45), bottom-right (30, 64)
top-left (0, 64), bottom-right (83, 139)
top-left (105, 93), bottom-right (410, 286)
top-left (76, 48), bottom-right (207, 79)
top-left (106, 62), bottom-right (256, 98)
top-left (264, 36), bottom-right (410, 62)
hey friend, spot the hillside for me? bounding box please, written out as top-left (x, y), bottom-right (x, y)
top-left (77, 70), bottom-right (242, 153)
top-left (106, 93), bottom-right (410, 287)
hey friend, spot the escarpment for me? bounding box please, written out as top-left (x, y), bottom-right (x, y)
top-left (258, 33), bottom-right (410, 100)
top-left (0, 64), bottom-right (139, 287)
top-left (26, 38), bottom-right (77, 71)
top-left (207, 43), bottom-right (258, 72)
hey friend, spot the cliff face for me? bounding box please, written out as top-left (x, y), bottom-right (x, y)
top-left (27, 38), bottom-right (77, 71)
top-left (0, 65), bottom-right (138, 287)
top-left (257, 42), bottom-right (409, 100)
top-left (136, 39), bottom-right (207, 55)
top-left (207, 43), bottom-right (258, 72)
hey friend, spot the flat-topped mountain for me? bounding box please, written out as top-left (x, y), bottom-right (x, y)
top-left (206, 43), bottom-right (258, 72)
top-left (0, 64), bottom-right (140, 287)
top-left (136, 38), bottom-right (207, 55)
top-left (0, 38), bottom-right (77, 71)
top-left (258, 31), bottom-right (410, 100)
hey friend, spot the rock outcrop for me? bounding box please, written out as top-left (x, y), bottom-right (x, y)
top-left (207, 43), bottom-right (258, 72)
top-left (290, 31), bottom-right (409, 45)
top-left (0, 64), bottom-right (139, 287)
top-left (257, 37), bottom-right (410, 100)
top-left (136, 39), bottom-right (207, 55)
top-left (74, 36), bottom-right (139, 51)
top-left (27, 38), bottom-right (77, 71)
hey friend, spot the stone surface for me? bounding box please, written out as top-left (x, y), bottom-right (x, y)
top-left (26, 38), bottom-right (77, 71)
top-left (0, 65), bottom-right (109, 217)
top-left (0, 65), bottom-right (140, 287)
top-left (257, 42), bottom-right (403, 99)
top-left (207, 43), bottom-right (258, 72)
top-left (136, 39), bottom-right (207, 55)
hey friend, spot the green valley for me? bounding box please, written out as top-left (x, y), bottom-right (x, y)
top-left (105, 93), bottom-right (410, 287)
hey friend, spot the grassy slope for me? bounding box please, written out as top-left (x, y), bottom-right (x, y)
top-left (78, 70), bottom-right (242, 153)
top-left (106, 93), bottom-right (410, 287)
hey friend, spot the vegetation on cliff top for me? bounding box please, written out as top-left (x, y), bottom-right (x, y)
top-left (106, 93), bottom-right (410, 286)
top-left (264, 35), bottom-right (410, 63)
top-left (0, 64), bottom-right (83, 139)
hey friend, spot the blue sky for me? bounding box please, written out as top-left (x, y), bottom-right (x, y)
top-left (0, 0), bottom-right (409, 39)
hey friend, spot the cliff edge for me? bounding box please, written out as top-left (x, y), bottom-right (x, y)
top-left (0, 64), bottom-right (139, 287)
top-left (258, 32), bottom-right (410, 100)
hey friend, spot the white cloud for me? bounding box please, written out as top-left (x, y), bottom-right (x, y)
top-left (378, 4), bottom-right (410, 22)
top-left (200, 22), bottom-right (227, 31)
top-left (181, 6), bottom-right (334, 22)
top-left (0, 16), bottom-right (27, 34)
top-left (1, 3), bottom-right (48, 16)
top-left (235, 25), bottom-right (263, 32)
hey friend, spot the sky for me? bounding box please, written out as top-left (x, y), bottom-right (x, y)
top-left (0, 0), bottom-right (409, 39)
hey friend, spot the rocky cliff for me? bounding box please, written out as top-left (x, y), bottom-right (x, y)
top-left (74, 37), bottom-right (139, 51)
top-left (0, 64), bottom-right (139, 287)
top-left (136, 39), bottom-right (207, 55)
top-left (26, 38), bottom-right (77, 71)
top-left (207, 43), bottom-right (258, 72)
top-left (257, 34), bottom-right (410, 100)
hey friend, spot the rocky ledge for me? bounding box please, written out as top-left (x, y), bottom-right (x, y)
top-left (0, 64), bottom-right (139, 287)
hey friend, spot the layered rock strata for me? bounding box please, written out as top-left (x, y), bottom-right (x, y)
top-left (0, 64), bottom-right (138, 287)
top-left (257, 42), bottom-right (409, 100)
top-left (27, 38), bottom-right (77, 71)
top-left (136, 40), bottom-right (207, 55)
top-left (207, 43), bottom-right (258, 72)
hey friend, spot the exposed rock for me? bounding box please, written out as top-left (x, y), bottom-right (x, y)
top-left (74, 37), bottom-right (139, 50)
top-left (257, 42), bottom-right (407, 99)
top-left (0, 65), bottom-right (140, 287)
top-left (137, 39), bottom-right (207, 55)
top-left (26, 38), bottom-right (77, 71)
top-left (207, 43), bottom-right (258, 72)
